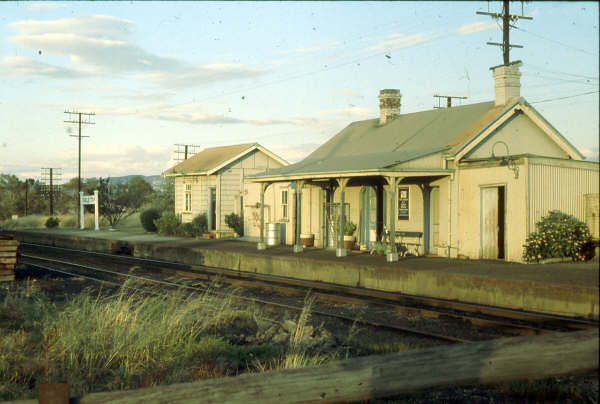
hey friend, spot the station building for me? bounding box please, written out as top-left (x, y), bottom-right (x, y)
top-left (163, 143), bottom-right (288, 238)
top-left (245, 61), bottom-right (599, 262)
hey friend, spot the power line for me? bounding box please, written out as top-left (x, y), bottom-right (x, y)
top-left (514, 26), bottom-right (597, 57)
top-left (529, 90), bottom-right (598, 104)
top-left (64, 110), bottom-right (95, 229)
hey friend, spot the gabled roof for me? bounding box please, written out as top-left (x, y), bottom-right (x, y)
top-left (163, 143), bottom-right (288, 176)
top-left (252, 101), bottom-right (497, 178)
top-left (249, 97), bottom-right (584, 181)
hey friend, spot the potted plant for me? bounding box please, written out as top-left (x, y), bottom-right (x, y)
top-left (344, 221), bottom-right (357, 250)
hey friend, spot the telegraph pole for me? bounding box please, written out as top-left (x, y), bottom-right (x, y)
top-left (477, 0), bottom-right (532, 65)
top-left (64, 110), bottom-right (95, 228)
top-left (41, 168), bottom-right (61, 216)
top-left (433, 94), bottom-right (468, 109)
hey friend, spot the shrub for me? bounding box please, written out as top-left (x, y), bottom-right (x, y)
top-left (45, 216), bottom-right (60, 229)
top-left (523, 210), bottom-right (592, 262)
top-left (224, 213), bottom-right (243, 236)
top-left (191, 213), bottom-right (208, 235)
top-left (140, 208), bottom-right (161, 232)
top-left (344, 221), bottom-right (357, 236)
top-left (154, 212), bottom-right (182, 236)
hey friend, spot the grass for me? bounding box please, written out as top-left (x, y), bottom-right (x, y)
top-left (0, 280), bottom-right (258, 399)
top-left (0, 212), bottom-right (143, 232)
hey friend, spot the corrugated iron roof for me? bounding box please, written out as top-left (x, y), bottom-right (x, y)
top-left (163, 143), bottom-right (256, 175)
top-left (259, 101), bottom-right (497, 177)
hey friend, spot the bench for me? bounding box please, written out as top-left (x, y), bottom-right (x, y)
top-left (394, 231), bottom-right (423, 256)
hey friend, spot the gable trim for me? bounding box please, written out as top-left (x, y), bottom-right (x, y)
top-left (207, 144), bottom-right (289, 175)
top-left (454, 99), bottom-right (583, 162)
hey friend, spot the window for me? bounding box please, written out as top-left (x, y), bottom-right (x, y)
top-left (184, 184), bottom-right (192, 212)
top-left (398, 187), bottom-right (409, 220)
top-left (281, 189), bottom-right (288, 220)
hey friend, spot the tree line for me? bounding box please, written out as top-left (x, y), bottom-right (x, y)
top-left (0, 174), bottom-right (174, 227)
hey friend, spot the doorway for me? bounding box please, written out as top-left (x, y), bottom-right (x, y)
top-left (429, 187), bottom-right (439, 253)
top-left (480, 185), bottom-right (506, 259)
top-left (208, 187), bottom-right (216, 230)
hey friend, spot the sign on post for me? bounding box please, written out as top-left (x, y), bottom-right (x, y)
top-left (79, 190), bottom-right (99, 231)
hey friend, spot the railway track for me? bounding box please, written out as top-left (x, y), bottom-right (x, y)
top-left (18, 242), bottom-right (599, 343)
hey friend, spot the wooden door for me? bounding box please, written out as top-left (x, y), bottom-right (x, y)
top-left (430, 187), bottom-right (439, 253)
top-left (481, 187), bottom-right (499, 259)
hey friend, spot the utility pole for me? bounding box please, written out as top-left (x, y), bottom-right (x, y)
top-left (41, 168), bottom-right (61, 216)
top-left (477, 0), bottom-right (532, 65)
top-left (433, 94), bottom-right (468, 109)
top-left (64, 110), bottom-right (95, 228)
top-left (174, 144), bottom-right (201, 162)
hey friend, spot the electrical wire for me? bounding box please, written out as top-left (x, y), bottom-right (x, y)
top-left (529, 90), bottom-right (598, 104)
top-left (514, 26), bottom-right (597, 57)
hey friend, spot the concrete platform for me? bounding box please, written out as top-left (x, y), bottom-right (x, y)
top-left (4, 228), bottom-right (599, 320)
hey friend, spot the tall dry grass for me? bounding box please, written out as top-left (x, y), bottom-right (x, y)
top-left (0, 280), bottom-right (252, 399)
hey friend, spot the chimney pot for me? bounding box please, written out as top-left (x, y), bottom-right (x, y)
top-left (378, 89), bottom-right (402, 125)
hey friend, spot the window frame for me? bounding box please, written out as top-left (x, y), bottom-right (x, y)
top-left (184, 184), bottom-right (192, 212)
top-left (280, 188), bottom-right (289, 220)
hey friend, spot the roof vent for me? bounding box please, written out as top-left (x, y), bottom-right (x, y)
top-left (378, 89), bottom-right (402, 125)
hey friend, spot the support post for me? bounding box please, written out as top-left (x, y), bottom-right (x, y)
top-left (79, 192), bottom-right (84, 230)
top-left (293, 180), bottom-right (304, 253)
top-left (257, 182), bottom-right (269, 250)
top-left (387, 176), bottom-right (399, 262)
top-left (336, 178), bottom-right (349, 257)
top-left (420, 184), bottom-right (432, 255)
top-left (94, 190), bottom-right (99, 231)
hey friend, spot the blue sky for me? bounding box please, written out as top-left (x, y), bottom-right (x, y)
top-left (0, 1), bottom-right (598, 181)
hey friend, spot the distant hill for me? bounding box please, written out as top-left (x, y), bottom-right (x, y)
top-left (109, 175), bottom-right (164, 189)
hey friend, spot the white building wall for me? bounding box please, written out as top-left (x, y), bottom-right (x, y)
top-left (528, 158), bottom-right (599, 234)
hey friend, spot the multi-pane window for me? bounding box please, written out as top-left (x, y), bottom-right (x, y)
top-left (281, 189), bottom-right (288, 219)
top-left (398, 187), bottom-right (409, 220)
top-left (184, 184), bottom-right (192, 212)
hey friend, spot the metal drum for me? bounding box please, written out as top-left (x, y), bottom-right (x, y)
top-left (265, 223), bottom-right (281, 246)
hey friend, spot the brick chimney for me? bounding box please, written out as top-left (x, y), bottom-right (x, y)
top-left (491, 61), bottom-right (522, 106)
top-left (378, 89), bottom-right (402, 125)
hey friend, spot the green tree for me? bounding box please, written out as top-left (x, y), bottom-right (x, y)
top-left (149, 176), bottom-right (174, 213)
top-left (96, 176), bottom-right (154, 227)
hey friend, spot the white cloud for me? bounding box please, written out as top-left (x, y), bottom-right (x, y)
top-left (369, 33), bottom-right (432, 51)
top-left (320, 107), bottom-right (373, 119)
top-left (27, 2), bottom-right (67, 11)
top-left (58, 144), bottom-right (172, 177)
top-left (456, 21), bottom-right (498, 35)
top-left (7, 15), bottom-right (269, 86)
top-left (0, 56), bottom-right (90, 78)
top-left (267, 143), bottom-right (320, 163)
top-left (145, 64), bottom-right (268, 89)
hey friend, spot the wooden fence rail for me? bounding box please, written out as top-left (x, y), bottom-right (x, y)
top-left (9, 328), bottom-right (598, 404)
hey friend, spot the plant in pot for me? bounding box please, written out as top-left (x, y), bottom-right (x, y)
top-left (344, 221), bottom-right (357, 250)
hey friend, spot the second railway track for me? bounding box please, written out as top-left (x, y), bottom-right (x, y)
top-left (18, 242), bottom-right (599, 344)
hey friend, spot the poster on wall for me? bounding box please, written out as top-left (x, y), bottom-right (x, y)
top-left (398, 188), bottom-right (409, 220)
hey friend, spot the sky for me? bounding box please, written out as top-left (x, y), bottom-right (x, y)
top-left (0, 1), bottom-right (598, 182)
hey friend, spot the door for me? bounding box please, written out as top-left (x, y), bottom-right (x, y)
top-left (430, 187), bottom-right (439, 253)
top-left (360, 186), bottom-right (378, 248)
top-left (208, 187), bottom-right (216, 230)
top-left (481, 186), bottom-right (505, 259)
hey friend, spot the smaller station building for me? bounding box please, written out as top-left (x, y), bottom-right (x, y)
top-left (163, 143), bottom-right (288, 238)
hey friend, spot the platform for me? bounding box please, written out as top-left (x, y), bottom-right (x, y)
top-left (4, 228), bottom-right (599, 320)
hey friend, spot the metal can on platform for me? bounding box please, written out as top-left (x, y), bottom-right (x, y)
top-left (265, 223), bottom-right (280, 246)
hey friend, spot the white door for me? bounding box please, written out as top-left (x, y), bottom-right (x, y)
top-left (481, 187), bottom-right (499, 259)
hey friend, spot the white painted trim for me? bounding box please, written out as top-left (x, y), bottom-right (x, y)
top-left (207, 144), bottom-right (289, 175)
top-left (455, 101), bottom-right (583, 162)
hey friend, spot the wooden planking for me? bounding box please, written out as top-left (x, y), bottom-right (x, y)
top-left (0, 258), bottom-right (17, 265)
top-left (4, 328), bottom-right (586, 404)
